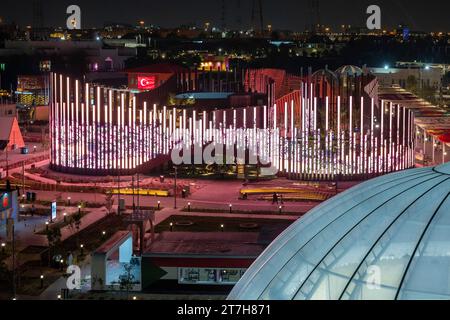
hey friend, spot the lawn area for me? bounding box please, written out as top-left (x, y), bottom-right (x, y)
top-left (180, 207), bottom-right (304, 215)
top-left (62, 214), bottom-right (128, 259)
top-left (35, 210), bottom-right (89, 235)
top-left (155, 215), bottom-right (292, 233)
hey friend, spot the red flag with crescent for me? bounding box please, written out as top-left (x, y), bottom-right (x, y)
top-left (137, 76), bottom-right (156, 90)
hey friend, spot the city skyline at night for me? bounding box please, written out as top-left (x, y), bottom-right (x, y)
top-left (1, 0), bottom-right (450, 32)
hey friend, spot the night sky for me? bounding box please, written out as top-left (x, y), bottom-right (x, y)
top-left (2, 0), bottom-right (449, 32)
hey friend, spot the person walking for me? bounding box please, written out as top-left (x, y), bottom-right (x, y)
top-left (272, 193), bottom-right (278, 204)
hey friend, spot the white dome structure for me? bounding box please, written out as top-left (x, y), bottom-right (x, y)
top-left (229, 163), bottom-right (450, 300)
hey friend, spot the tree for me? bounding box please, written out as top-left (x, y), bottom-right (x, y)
top-left (119, 264), bottom-right (136, 300)
top-left (46, 227), bottom-right (62, 267)
top-left (443, 72), bottom-right (450, 88)
top-left (406, 75), bottom-right (418, 92)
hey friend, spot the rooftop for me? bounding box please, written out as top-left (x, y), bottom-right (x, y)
top-left (144, 232), bottom-right (266, 258)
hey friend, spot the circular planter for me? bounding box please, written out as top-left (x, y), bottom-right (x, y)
top-left (175, 220), bottom-right (194, 227)
top-left (239, 223), bottom-right (259, 230)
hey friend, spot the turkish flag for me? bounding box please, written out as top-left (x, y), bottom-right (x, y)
top-left (137, 76), bottom-right (156, 90)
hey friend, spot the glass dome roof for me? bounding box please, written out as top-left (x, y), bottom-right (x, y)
top-left (228, 163), bottom-right (450, 300)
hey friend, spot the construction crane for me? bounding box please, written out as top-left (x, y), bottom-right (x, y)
top-left (308, 0), bottom-right (320, 33)
top-left (32, 0), bottom-right (44, 29)
top-left (251, 0), bottom-right (264, 34)
top-left (221, 0), bottom-right (226, 31)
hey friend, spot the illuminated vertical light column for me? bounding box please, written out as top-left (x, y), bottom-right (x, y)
top-left (443, 144), bottom-right (446, 164)
top-left (149, 108), bottom-right (153, 160)
top-left (360, 97), bottom-right (364, 174)
top-left (117, 102), bottom-right (121, 171)
top-left (163, 106), bottom-right (167, 154)
top-left (349, 96), bottom-right (353, 175)
top-left (85, 99), bottom-right (89, 170)
top-left (284, 102), bottom-right (288, 173)
top-left (261, 105), bottom-right (266, 130)
top-left (66, 77), bottom-right (71, 168)
top-left (84, 83), bottom-right (89, 169)
top-left (79, 103), bottom-right (86, 168)
top-left (139, 109), bottom-right (143, 166)
top-left (396, 104), bottom-right (400, 170)
top-left (96, 87), bottom-right (101, 169)
top-left (55, 101), bottom-right (59, 166)
top-left (171, 107), bottom-right (176, 147)
top-left (75, 80), bottom-right (79, 168)
top-left (324, 96), bottom-right (330, 176)
top-left (183, 109), bottom-right (187, 144)
top-left (380, 100), bottom-right (384, 173)
top-left (193, 110), bottom-right (197, 146)
top-left (169, 110), bottom-right (173, 152)
top-left (202, 110), bottom-right (206, 146)
top-left (290, 100), bottom-right (294, 176)
top-left (132, 98), bottom-right (137, 169)
top-left (156, 104), bottom-right (159, 158)
top-left (402, 107), bottom-right (406, 169)
top-left (370, 98), bottom-right (374, 173)
top-left (104, 104), bottom-right (108, 169)
top-left (108, 90), bottom-right (113, 170)
top-left (337, 96), bottom-right (341, 174)
top-left (70, 102), bottom-right (74, 167)
top-left (128, 106), bottom-right (132, 169)
top-left (121, 94), bottom-right (125, 170)
top-left (273, 104), bottom-right (277, 170)
top-left (301, 95), bottom-right (305, 175)
top-left (143, 102), bottom-right (147, 163)
top-left (389, 102), bottom-right (393, 172)
top-left (62, 101), bottom-right (66, 167)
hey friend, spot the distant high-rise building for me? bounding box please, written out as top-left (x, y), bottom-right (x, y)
top-left (32, 0), bottom-right (44, 29)
top-left (251, 0), bottom-right (264, 34)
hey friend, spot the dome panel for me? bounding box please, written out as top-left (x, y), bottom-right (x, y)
top-left (228, 163), bottom-right (450, 300)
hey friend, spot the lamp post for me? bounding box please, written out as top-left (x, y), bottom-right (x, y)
top-left (187, 202), bottom-right (191, 212)
top-left (229, 204), bottom-right (232, 213)
top-left (170, 222), bottom-right (173, 232)
top-left (67, 196), bottom-right (71, 206)
top-left (60, 259), bottom-right (64, 271)
top-left (1, 243), bottom-right (5, 255)
top-left (63, 212), bottom-right (67, 223)
top-left (40, 274), bottom-right (44, 288)
top-left (80, 244), bottom-right (84, 256)
top-left (157, 201), bottom-right (161, 210)
top-left (174, 166), bottom-right (178, 209)
top-left (45, 221), bottom-right (49, 231)
top-left (220, 224), bottom-right (224, 232)
top-left (279, 205), bottom-right (282, 214)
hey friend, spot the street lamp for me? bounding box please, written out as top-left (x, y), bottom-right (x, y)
top-left (279, 205), bottom-right (283, 214)
top-left (220, 224), bottom-right (224, 232)
top-left (60, 259), bottom-right (64, 271)
top-left (45, 221), bottom-right (49, 231)
top-left (173, 166), bottom-right (178, 209)
top-left (40, 274), bottom-right (44, 288)
top-left (229, 204), bottom-right (232, 213)
top-left (170, 222), bottom-right (173, 232)
top-left (187, 202), bottom-right (191, 212)
top-left (67, 196), bottom-right (71, 206)
top-left (80, 244), bottom-right (84, 256)
top-left (157, 201), bottom-right (161, 210)
top-left (1, 243), bottom-right (5, 254)
top-left (63, 212), bottom-right (67, 223)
